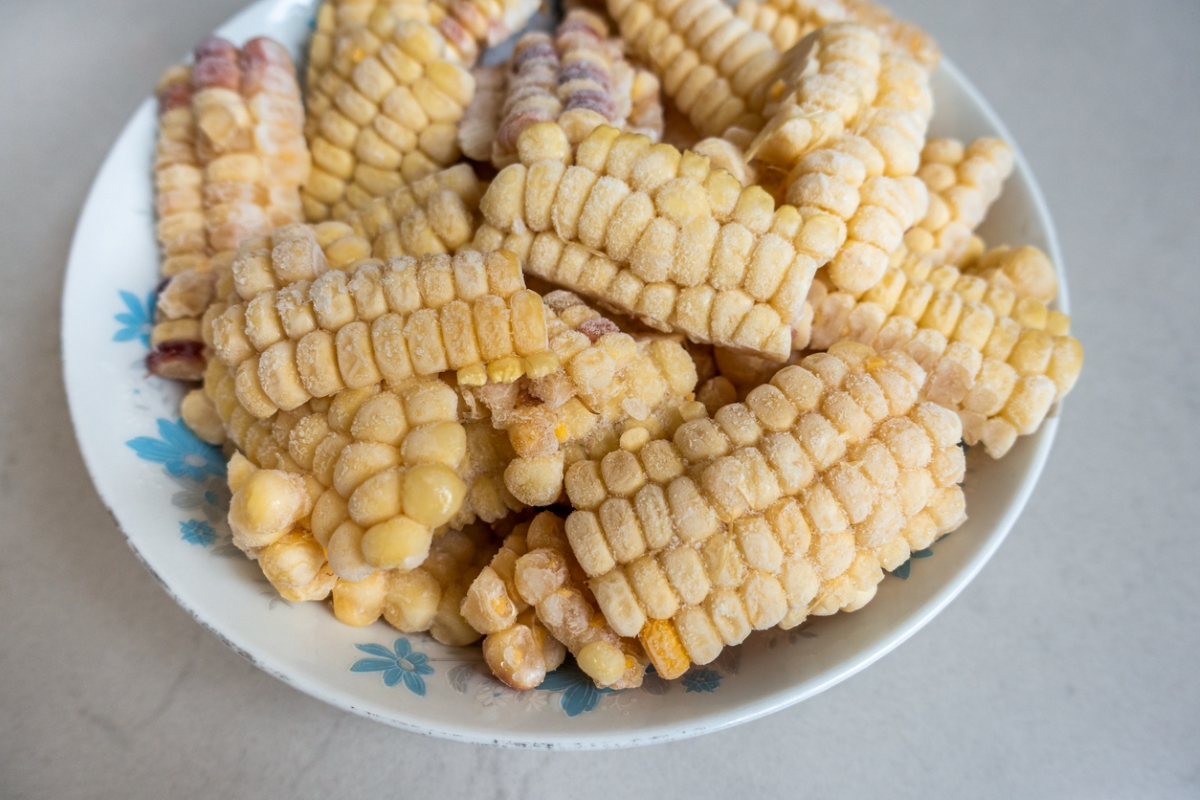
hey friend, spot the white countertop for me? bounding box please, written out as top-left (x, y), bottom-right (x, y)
top-left (2, 0), bottom-right (1197, 796)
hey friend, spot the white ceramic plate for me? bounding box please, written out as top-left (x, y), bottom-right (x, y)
top-left (62, 0), bottom-right (1068, 749)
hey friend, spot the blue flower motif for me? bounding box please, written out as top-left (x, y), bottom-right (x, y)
top-left (113, 289), bottom-right (155, 347)
top-left (892, 545), bottom-right (935, 580)
top-left (537, 660), bottom-right (613, 716)
top-left (180, 519), bottom-right (217, 547)
top-left (681, 668), bottom-right (721, 693)
top-left (169, 473), bottom-right (231, 525)
top-left (351, 638), bottom-right (434, 696)
top-left (127, 418), bottom-right (225, 481)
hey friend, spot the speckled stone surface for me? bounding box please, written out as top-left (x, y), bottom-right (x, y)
top-left (1, 0), bottom-right (1197, 796)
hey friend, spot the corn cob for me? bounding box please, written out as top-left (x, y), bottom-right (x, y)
top-left (462, 290), bottom-right (699, 508)
top-left (149, 38), bottom-right (310, 381)
top-left (476, 121), bottom-right (846, 359)
top-left (339, 162), bottom-right (484, 259)
top-left (558, 341), bottom-right (966, 677)
top-left (910, 138), bottom-right (1015, 268)
top-left (466, 511), bottom-right (648, 689)
top-left (606, 0), bottom-right (784, 138)
top-left (301, 9), bottom-right (475, 222)
top-left (732, 0), bottom-right (939, 69)
top-left (959, 245), bottom-right (1059, 305)
top-left (456, 11), bottom-right (666, 168)
top-left (212, 249), bottom-right (557, 405)
top-left (779, 45), bottom-right (933, 298)
top-left (746, 23), bottom-right (881, 171)
top-left (803, 246), bottom-right (1082, 458)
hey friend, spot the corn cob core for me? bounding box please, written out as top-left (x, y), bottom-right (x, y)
top-left (464, 290), bottom-right (700, 507)
top-left (465, 511), bottom-right (648, 689)
top-left (912, 137), bottom-right (1015, 268)
top-left (558, 341), bottom-right (966, 677)
top-left (301, 8), bottom-right (475, 222)
top-left (804, 246), bottom-right (1082, 458)
top-left (733, 0), bottom-right (939, 69)
top-left (212, 247), bottom-right (557, 408)
top-left (477, 121), bottom-right (847, 360)
top-left (746, 23), bottom-right (881, 170)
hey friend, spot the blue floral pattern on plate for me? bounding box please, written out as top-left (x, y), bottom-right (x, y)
top-left (113, 289), bottom-right (155, 347)
top-left (127, 418), bottom-right (225, 481)
top-left (351, 638), bottom-right (435, 695)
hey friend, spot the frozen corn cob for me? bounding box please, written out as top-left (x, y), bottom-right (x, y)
top-left (959, 245), bottom-right (1059, 305)
top-left (483, 11), bottom-right (664, 167)
top-left (733, 0), bottom-right (939, 69)
top-left (466, 511), bottom-right (648, 689)
top-left (804, 244), bottom-right (1081, 457)
top-left (340, 162), bottom-right (485, 259)
top-left (301, 9), bottom-right (475, 221)
top-left (149, 37), bottom-right (311, 381)
top-left (476, 122), bottom-right (846, 359)
top-left (559, 341), bottom-right (966, 677)
top-left (746, 23), bottom-right (881, 171)
top-left (911, 138), bottom-right (1015, 268)
top-left (463, 290), bottom-right (700, 507)
top-left (457, 64), bottom-right (507, 162)
top-left (780, 45), bottom-right (933, 297)
top-left (212, 249), bottom-right (558, 402)
top-left (607, 0), bottom-right (783, 137)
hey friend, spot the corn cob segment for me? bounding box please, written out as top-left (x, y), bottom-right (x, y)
top-left (462, 290), bottom-right (700, 507)
top-left (212, 248), bottom-right (557, 402)
top-left (476, 121), bottom-right (846, 359)
top-left (471, 10), bottom-right (666, 168)
top-left (606, 0), bottom-right (784, 138)
top-left (301, 10), bottom-right (475, 222)
top-left (559, 341), bottom-right (966, 677)
top-left (911, 137), bottom-right (1015, 268)
top-left (804, 245), bottom-right (1081, 458)
top-left (733, 0), bottom-right (939, 69)
top-left (466, 511), bottom-right (648, 689)
top-left (778, 46), bottom-right (933, 298)
top-left (155, 66), bottom-right (208, 277)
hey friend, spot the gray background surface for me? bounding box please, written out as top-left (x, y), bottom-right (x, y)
top-left (2, 0), bottom-right (1197, 796)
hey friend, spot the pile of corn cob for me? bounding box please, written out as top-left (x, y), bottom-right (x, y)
top-left (141, 0), bottom-right (1083, 693)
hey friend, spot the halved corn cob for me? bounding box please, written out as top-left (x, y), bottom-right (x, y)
top-left (606, 0), bottom-right (785, 137)
top-left (465, 511), bottom-right (648, 689)
top-left (464, 10), bottom-right (666, 168)
top-left (212, 249), bottom-right (557, 403)
top-left (462, 290), bottom-right (700, 507)
top-left (475, 121), bottom-right (846, 359)
top-left (340, 162), bottom-right (485, 259)
top-left (559, 341), bottom-right (966, 677)
top-left (301, 9), bottom-right (475, 221)
top-left (911, 138), bottom-right (1015, 269)
top-left (804, 245), bottom-right (1082, 457)
top-left (780, 45), bottom-right (934, 297)
top-left (733, 0), bottom-right (939, 69)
